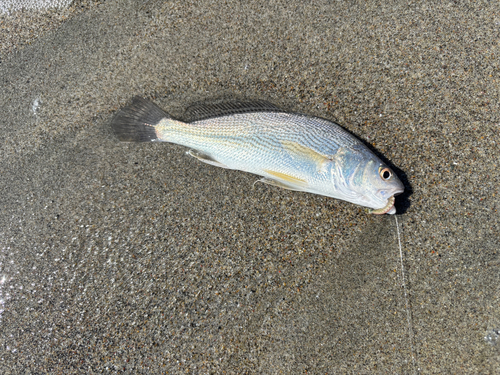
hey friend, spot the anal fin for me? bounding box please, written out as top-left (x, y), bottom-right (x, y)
top-left (187, 150), bottom-right (231, 169)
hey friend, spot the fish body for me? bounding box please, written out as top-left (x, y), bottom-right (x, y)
top-left (111, 97), bottom-right (404, 214)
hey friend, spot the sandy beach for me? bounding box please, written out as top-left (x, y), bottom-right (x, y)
top-left (0, 1), bottom-right (498, 373)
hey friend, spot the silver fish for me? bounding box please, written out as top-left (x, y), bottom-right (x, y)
top-left (111, 97), bottom-right (404, 214)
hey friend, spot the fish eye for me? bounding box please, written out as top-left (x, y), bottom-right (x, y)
top-left (379, 167), bottom-right (392, 180)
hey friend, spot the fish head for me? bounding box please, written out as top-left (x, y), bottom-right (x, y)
top-left (331, 146), bottom-right (404, 214)
top-left (360, 158), bottom-right (405, 214)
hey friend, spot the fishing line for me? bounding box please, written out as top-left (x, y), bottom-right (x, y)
top-left (395, 215), bottom-right (417, 373)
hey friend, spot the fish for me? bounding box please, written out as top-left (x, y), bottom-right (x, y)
top-left (110, 97), bottom-right (404, 214)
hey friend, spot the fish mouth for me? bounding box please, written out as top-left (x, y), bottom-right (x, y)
top-left (369, 196), bottom-right (396, 215)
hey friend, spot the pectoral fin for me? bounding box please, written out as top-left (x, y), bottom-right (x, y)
top-left (187, 150), bottom-right (231, 169)
top-left (255, 178), bottom-right (306, 192)
top-left (261, 169), bottom-right (308, 191)
top-left (281, 140), bottom-right (331, 173)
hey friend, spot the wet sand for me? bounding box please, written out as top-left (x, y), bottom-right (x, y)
top-left (0, 1), bottom-right (499, 373)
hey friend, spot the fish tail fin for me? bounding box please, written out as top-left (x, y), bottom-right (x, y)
top-left (110, 96), bottom-right (171, 142)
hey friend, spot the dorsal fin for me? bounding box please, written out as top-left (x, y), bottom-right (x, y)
top-left (183, 99), bottom-right (282, 122)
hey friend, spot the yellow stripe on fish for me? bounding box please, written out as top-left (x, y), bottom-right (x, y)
top-left (280, 140), bottom-right (332, 173)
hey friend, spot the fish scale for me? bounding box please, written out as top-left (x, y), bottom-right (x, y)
top-left (111, 97), bottom-right (404, 214)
